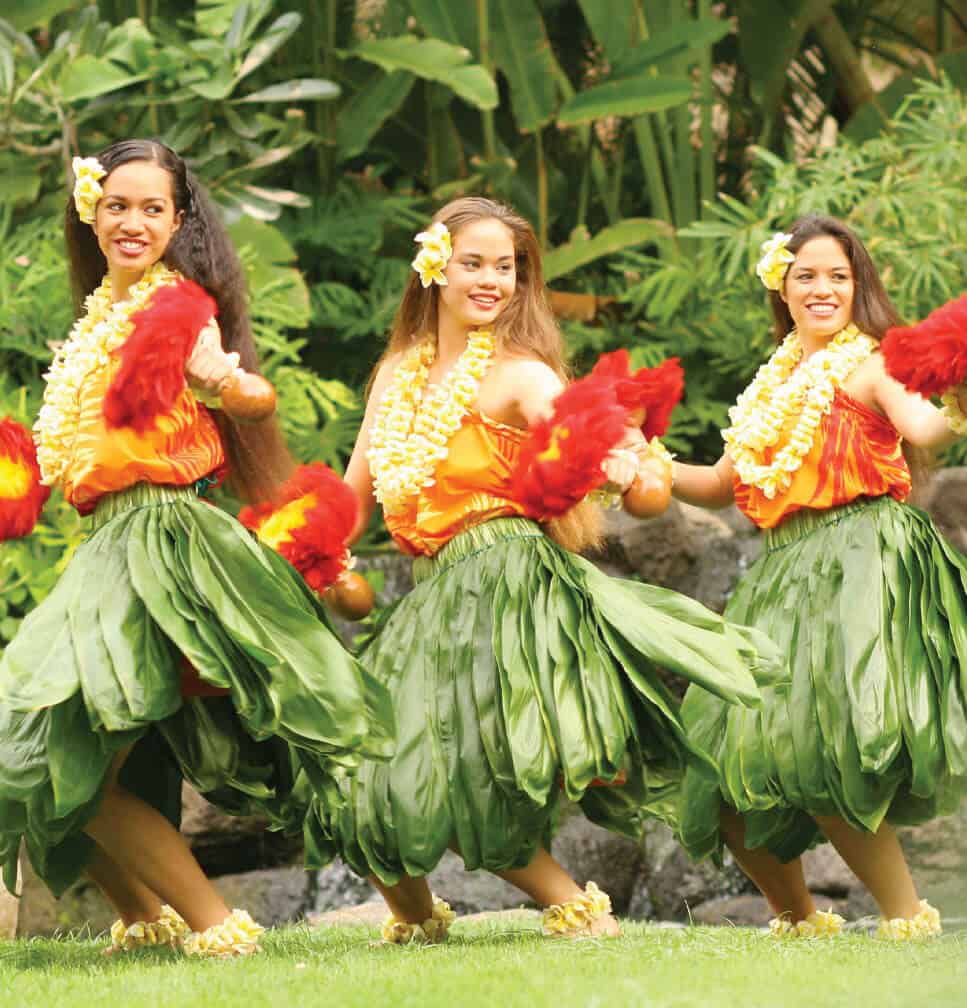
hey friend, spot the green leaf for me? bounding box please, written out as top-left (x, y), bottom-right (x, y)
top-left (103, 18), bottom-right (156, 72)
top-left (336, 70), bottom-right (415, 161)
top-left (236, 12), bottom-right (301, 82)
top-left (557, 76), bottom-right (692, 125)
top-left (406, 0), bottom-right (476, 48)
top-left (490, 0), bottom-right (560, 131)
top-left (614, 17), bottom-right (732, 77)
top-left (349, 36), bottom-right (497, 109)
top-left (447, 65), bottom-right (499, 110)
top-left (736, 0), bottom-right (834, 114)
top-left (234, 78), bottom-right (340, 103)
top-left (228, 217), bottom-right (297, 263)
top-left (0, 41), bottom-right (13, 96)
top-left (58, 56), bottom-right (148, 102)
top-left (6, 0), bottom-right (77, 31)
top-left (578, 0), bottom-right (640, 65)
top-left (544, 219), bottom-right (674, 281)
top-left (187, 65), bottom-right (236, 101)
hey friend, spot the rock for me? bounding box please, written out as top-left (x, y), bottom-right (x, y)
top-left (601, 501), bottom-right (762, 614)
top-left (898, 804), bottom-right (967, 922)
top-left (181, 785), bottom-right (302, 877)
top-left (312, 859), bottom-right (377, 914)
top-left (0, 863), bottom-right (19, 939)
top-left (425, 851), bottom-right (528, 914)
top-left (689, 893), bottom-right (849, 926)
top-left (16, 856), bottom-right (114, 938)
top-left (633, 822), bottom-right (753, 922)
top-left (309, 900), bottom-right (385, 927)
top-left (920, 467), bottom-right (967, 553)
top-left (211, 866), bottom-right (311, 926)
top-left (801, 844), bottom-right (854, 897)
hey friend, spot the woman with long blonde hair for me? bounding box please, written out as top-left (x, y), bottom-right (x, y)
top-left (306, 196), bottom-right (778, 941)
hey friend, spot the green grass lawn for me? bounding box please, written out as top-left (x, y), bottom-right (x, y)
top-left (3, 920), bottom-right (966, 1008)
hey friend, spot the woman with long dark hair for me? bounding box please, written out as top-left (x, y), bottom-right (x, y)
top-left (0, 139), bottom-right (392, 957)
top-left (673, 214), bottom-right (967, 938)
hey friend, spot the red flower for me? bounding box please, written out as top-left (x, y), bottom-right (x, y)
top-left (103, 279), bottom-right (216, 433)
top-left (511, 379), bottom-right (626, 519)
top-left (589, 349), bottom-right (684, 438)
top-left (239, 463), bottom-right (358, 593)
top-left (0, 416), bottom-right (50, 540)
top-left (881, 294), bottom-right (967, 397)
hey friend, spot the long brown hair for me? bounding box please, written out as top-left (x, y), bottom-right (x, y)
top-left (378, 196), bottom-right (600, 552)
top-left (769, 213), bottom-right (929, 485)
top-left (65, 139), bottom-right (293, 505)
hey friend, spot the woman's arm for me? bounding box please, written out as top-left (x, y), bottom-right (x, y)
top-left (343, 355), bottom-right (401, 544)
top-left (672, 453), bottom-right (736, 509)
top-left (870, 354), bottom-right (967, 451)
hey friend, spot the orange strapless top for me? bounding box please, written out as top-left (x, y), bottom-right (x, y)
top-left (383, 410), bottom-right (528, 556)
top-left (62, 357), bottom-right (224, 515)
top-left (734, 389), bottom-right (911, 529)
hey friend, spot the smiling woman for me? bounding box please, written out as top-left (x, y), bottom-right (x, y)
top-left (0, 139), bottom-right (393, 959)
top-left (672, 213), bottom-right (967, 941)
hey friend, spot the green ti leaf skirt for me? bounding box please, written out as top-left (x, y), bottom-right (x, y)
top-left (678, 495), bottom-right (967, 863)
top-left (307, 516), bottom-right (782, 885)
top-left (0, 483), bottom-right (393, 896)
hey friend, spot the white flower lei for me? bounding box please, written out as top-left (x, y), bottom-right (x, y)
top-left (34, 261), bottom-right (180, 487)
top-left (367, 330), bottom-right (494, 510)
top-left (723, 323), bottom-right (876, 499)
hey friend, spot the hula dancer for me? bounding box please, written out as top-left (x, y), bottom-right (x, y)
top-left (673, 214), bottom-right (967, 939)
top-left (307, 197), bottom-right (779, 942)
top-left (0, 140), bottom-right (392, 956)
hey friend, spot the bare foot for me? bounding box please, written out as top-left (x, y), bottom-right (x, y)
top-left (589, 912), bottom-right (621, 938)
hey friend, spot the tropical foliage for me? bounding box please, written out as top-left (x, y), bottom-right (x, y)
top-left (1, 0), bottom-right (965, 643)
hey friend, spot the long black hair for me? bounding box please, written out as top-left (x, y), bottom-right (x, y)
top-left (65, 139), bottom-right (293, 504)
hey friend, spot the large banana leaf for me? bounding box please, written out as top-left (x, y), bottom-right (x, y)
top-left (544, 218), bottom-right (674, 281)
top-left (490, 0), bottom-right (560, 132)
top-left (557, 75), bottom-right (692, 125)
top-left (614, 16), bottom-right (731, 76)
top-left (737, 0), bottom-right (835, 115)
top-left (349, 36), bottom-right (498, 109)
top-left (336, 70), bottom-right (416, 161)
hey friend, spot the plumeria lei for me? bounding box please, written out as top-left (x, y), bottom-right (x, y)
top-left (72, 156), bottom-right (106, 224)
top-left (34, 261), bottom-right (180, 487)
top-left (367, 329), bottom-right (494, 510)
top-left (723, 323), bottom-right (876, 499)
top-left (411, 222), bottom-right (452, 287)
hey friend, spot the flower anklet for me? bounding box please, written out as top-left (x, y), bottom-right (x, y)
top-left (541, 882), bottom-right (613, 938)
top-left (876, 900), bottom-right (942, 940)
top-left (380, 896), bottom-right (457, 945)
top-left (769, 908), bottom-right (844, 938)
top-left (182, 908), bottom-right (265, 957)
top-left (107, 904), bottom-right (189, 953)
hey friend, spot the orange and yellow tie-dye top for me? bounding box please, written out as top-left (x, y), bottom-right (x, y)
top-left (62, 357), bottom-right (223, 515)
top-left (733, 389), bottom-right (911, 529)
top-left (383, 409), bottom-right (528, 556)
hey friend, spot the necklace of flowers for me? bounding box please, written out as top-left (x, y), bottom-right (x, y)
top-left (723, 323), bottom-right (876, 499)
top-left (367, 329), bottom-right (495, 509)
top-left (34, 261), bottom-right (180, 487)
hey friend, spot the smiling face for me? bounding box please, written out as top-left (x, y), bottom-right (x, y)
top-left (437, 217), bottom-right (517, 331)
top-left (782, 235), bottom-right (855, 341)
top-left (93, 159), bottom-right (182, 291)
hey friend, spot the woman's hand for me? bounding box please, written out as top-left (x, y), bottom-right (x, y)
top-left (600, 447), bottom-right (639, 494)
top-left (185, 322), bottom-right (239, 394)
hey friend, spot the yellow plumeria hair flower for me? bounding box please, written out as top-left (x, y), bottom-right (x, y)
top-left (412, 221), bottom-right (452, 287)
top-left (72, 156), bottom-right (107, 224)
top-left (756, 231), bottom-right (796, 291)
